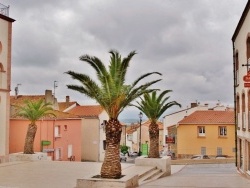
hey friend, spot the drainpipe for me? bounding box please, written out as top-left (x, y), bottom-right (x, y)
top-left (232, 41), bottom-right (237, 167)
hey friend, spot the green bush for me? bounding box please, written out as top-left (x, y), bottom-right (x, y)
top-left (120, 145), bottom-right (129, 154)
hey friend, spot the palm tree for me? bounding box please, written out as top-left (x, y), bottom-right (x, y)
top-left (17, 99), bottom-right (56, 154)
top-left (130, 90), bottom-right (181, 158)
top-left (66, 50), bottom-right (162, 178)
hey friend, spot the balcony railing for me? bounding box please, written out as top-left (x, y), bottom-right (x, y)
top-left (0, 3), bottom-right (9, 17)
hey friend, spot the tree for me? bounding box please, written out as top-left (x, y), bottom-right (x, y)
top-left (17, 99), bottom-right (56, 154)
top-left (130, 90), bottom-right (181, 158)
top-left (66, 50), bottom-right (162, 178)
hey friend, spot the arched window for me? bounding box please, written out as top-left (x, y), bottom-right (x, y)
top-left (248, 90), bottom-right (250, 130)
top-left (235, 51), bottom-right (239, 85)
top-left (237, 94), bottom-right (240, 129)
top-left (247, 35), bottom-right (250, 60)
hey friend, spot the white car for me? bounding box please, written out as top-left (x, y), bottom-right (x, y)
top-left (191, 155), bottom-right (210, 159)
top-left (120, 153), bottom-right (127, 162)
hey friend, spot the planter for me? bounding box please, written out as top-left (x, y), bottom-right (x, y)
top-left (76, 174), bottom-right (139, 188)
top-left (9, 152), bottom-right (48, 162)
top-left (135, 155), bottom-right (171, 177)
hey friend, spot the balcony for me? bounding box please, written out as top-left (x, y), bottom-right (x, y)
top-left (0, 3), bottom-right (9, 17)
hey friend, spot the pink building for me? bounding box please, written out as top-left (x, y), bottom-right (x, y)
top-left (9, 93), bottom-right (82, 161)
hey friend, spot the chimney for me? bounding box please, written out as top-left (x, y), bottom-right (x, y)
top-left (66, 96), bottom-right (70, 103)
top-left (66, 96), bottom-right (70, 106)
top-left (45, 90), bottom-right (53, 104)
top-left (191, 102), bottom-right (198, 108)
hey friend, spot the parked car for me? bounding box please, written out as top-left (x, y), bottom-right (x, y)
top-left (130, 152), bottom-right (139, 157)
top-left (191, 155), bottom-right (210, 159)
top-left (120, 153), bottom-right (127, 162)
top-left (215, 155), bottom-right (227, 159)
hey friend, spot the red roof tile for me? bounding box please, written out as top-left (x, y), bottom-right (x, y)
top-left (58, 101), bottom-right (78, 111)
top-left (178, 110), bottom-right (235, 125)
top-left (67, 105), bottom-right (103, 117)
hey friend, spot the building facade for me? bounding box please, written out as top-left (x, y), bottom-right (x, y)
top-left (126, 120), bottom-right (163, 155)
top-left (67, 105), bottom-right (109, 162)
top-left (232, 0), bottom-right (250, 178)
top-left (177, 110), bottom-right (235, 158)
top-left (0, 5), bottom-right (15, 161)
top-left (9, 93), bottom-right (82, 161)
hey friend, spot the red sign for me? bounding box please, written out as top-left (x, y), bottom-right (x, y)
top-left (244, 83), bottom-right (250, 87)
top-left (243, 75), bottom-right (250, 82)
top-left (165, 136), bottom-right (175, 144)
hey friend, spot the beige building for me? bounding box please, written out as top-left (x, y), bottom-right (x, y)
top-left (67, 105), bottom-right (109, 162)
top-left (0, 5), bottom-right (15, 161)
top-left (232, 0), bottom-right (250, 178)
top-left (126, 120), bottom-right (163, 154)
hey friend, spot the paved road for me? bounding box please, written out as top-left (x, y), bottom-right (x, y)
top-left (140, 163), bottom-right (250, 188)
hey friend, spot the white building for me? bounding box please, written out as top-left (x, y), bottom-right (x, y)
top-left (232, 0), bottom-right (250, 178)
top-left (0, 4), bottom-right (15, 162)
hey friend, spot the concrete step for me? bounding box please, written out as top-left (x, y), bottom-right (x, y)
top-left (140, 171), bottom-right (166, 185)
top-left (139, 169), bottom-right (162, 184)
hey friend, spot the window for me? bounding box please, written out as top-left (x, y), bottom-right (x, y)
top-left (198, 126), bottom-right (205, 137)
top-left (243, 112), bottom-right (246, 130)
top-left (217, 147), bottom-right (222, 155)
top-left (201, 147), bottom-right (206, 155)
top-left (54, 125), bottom-right (61, 137)
top-left (242, 93), bottom-right (246, 130)
top-left (127, 134), bottom-right (133, 141)
top-left (235, 52), bottom-right (239, 85)
top-left (248, 142), bottom-right (250, 171)
top-left (219, 126), bottom-right (227, 136)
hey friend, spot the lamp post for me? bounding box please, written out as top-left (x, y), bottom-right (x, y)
top-left (138, 112), bottom-right (143, 156)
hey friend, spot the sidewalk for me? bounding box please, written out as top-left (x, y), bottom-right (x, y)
top-left (1, 161), bottom-right (249, 188)
top-left (0, 161), bottom-right (184, 188)
top-left (139, 163), bottom-right (250, 188)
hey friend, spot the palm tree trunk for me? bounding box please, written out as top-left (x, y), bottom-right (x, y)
top-left (101, 118), bottom-right (122, 178)
top-left (148, 122), bottom-right (160, 158)
top-left (24, 123), bottom-right (37, 154)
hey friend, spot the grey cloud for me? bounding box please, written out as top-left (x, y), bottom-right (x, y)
top-left (0, 0), bottom-right (246, 120)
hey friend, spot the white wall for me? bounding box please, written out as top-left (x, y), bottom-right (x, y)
top-left (0, 17), bottom-right (11, 156)
top-left (98, 110), bottom-right (109, 161)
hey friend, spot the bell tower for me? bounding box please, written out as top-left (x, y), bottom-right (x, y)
top-left (0, 4), bottom-right (15, 160)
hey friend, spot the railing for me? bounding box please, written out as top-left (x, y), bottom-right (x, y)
top-left (0, 3), bottom-right (9, 17)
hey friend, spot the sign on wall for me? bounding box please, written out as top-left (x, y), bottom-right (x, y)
top-left (165, 136), bottom-right (175, 144)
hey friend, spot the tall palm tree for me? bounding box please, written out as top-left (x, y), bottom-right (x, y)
top-left (66, 50), bottom-right (162, 178)
top-left (130, 90), bottom-right (181, 158)
top-left (17, 99), bottom-right (55, 154)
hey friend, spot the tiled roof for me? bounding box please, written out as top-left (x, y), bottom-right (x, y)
top-left (178, 110), bottom-right (235, 125)
top-left (126, 120), bottom-right (163, 134)
top-left (11, 110), bottom-right (80, 119)
top-left (10, 95), bottom-right (80, 119)
top-left (58, 101), bottom-right (78, 111)
top-left (67, 105), bottom-right (103, 117)
top-left (10, 95), bottom-right (45, 106)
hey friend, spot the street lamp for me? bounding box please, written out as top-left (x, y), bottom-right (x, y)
top-left (138, 112), bottom-right (143, 156)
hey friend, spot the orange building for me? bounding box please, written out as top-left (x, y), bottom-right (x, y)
top-left (176, 110), bottom-right (235, 158)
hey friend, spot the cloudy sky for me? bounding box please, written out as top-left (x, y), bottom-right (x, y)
top-left (1, 0), bottom-right (248, 121)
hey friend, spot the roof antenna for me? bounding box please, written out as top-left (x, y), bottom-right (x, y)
top-left (15, 84), bottom-right (21, 99)
top-left (53, 81), bottom-right (58, 104)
